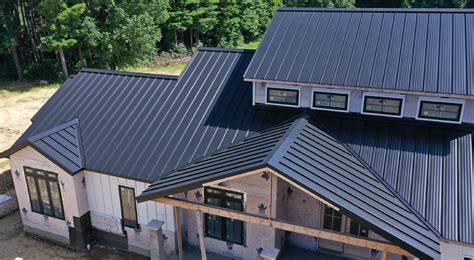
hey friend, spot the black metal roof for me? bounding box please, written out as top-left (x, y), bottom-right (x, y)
top-left (139, 114), bottom-right (441, 259)
top-left (244, 8), bottom-right (474, 96)
top-left (27, 118), bottom-right (83, 174)
top-left (1, 48), bottom-right (295, 181)
top-left (319, 115), bottom-right (474, 244)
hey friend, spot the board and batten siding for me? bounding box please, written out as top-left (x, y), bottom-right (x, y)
top-left (83, 171), bottom-right (175, 233)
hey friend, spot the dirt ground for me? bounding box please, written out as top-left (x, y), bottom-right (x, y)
top-left (0, 210), bottom-right (148, 259)
top-left (0, 86), bottom-right (58, 173)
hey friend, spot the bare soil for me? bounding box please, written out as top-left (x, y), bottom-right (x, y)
top-left (0, 87), bottom-right (58, 173)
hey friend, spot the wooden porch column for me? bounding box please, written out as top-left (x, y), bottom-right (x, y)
top-left (195, 211), bottom-right (207, 260)
top-left (381, 251), bottom-right (388, 260)
top-left (174, 207), bottom-right (184, 260)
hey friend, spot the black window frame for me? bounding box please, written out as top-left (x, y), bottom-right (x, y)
top-left (322, 205), bottom-right (343, 232)
top-left (24, 167), bottom-right (65, 220)
top-left (363, 95), bottom-right (403, 116)
top-left (312, 91), bottom-right (349, 111)
top-left (349, 220), bottom-right (369, 238)
top-left (118, 185), bottom-right (139, 229)
top-left (204, 187), bottom-right (244, 245)
top-left (266, 87), bottom-right (300, 106)
top-left (418, 100), bottom-right (462, 122)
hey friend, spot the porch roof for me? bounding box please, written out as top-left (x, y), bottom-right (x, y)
top-left (138, 114), bottom-right (440, 259)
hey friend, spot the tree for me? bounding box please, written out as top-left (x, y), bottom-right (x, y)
top-left (38, 0), bottom-right (86, 77)
top-left (1, 0), bottom-right (22, 79)
top-left (216, 1), bottom-right (243, 48)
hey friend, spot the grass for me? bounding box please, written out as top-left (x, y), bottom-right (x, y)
top-left (0, 81), bottom-right (60, 97)
top-left (238, 40), bottom-right (261, 50)
top-left (125, 63), bottom-right (187, 76)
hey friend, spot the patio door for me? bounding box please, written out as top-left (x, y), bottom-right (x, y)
top-left (319, 205), bottom-right (370, 258)
top-left (319, 205), bottom-right (345, 252)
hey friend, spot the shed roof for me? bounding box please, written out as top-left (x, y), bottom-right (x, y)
top-left (139, 114), bottom-right (441, 259)
top-left (244, 8), bottom-right (474, 96)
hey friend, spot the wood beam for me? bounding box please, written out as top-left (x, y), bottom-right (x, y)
top-left (174, 207), bottom-right (184, 260)
top-left (157, 197), bottom-right (414, 257)
top-left (195, 211), bottom-right (207, 260)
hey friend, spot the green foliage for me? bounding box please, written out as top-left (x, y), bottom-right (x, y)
top-left (23, 59), bottom-right (63, 81)
top-left (2, 0), bottom-right (474, 82)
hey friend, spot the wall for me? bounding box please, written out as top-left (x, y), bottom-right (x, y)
top-left (440, 240), bottom-right (474, 260)
top-left (254, 82), bottom-right (474, 124)
top-left (9, 146), bottom-right (89, 244)
top-left (182, 173), bottom-right (278, 259)
top-left (83, 170), bottom-right (176, 256)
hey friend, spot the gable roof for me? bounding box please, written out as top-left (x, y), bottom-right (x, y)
top-left (244, 8), bottom-right (474, 96)
top-left (1, 48), bottom-right (296, 181)
top-left (138, 114), bottom-right (440, 259)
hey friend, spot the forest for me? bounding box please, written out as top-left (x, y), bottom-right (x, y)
top-left (1, 0), bottom-right (473, 81)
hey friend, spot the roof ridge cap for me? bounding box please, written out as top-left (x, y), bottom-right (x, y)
top-left (277, 7), bottom-right (474, 13)
top-left (79, 68), bottom-right (179, 80)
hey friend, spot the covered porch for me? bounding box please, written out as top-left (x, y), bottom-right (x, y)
top-left (137, 116), bottom-right (440, 260)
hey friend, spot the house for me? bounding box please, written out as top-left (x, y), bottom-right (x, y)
top-left (2, 7), bottom-right (474, 260)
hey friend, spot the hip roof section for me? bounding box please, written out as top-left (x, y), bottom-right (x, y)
top-left (244, 8), bottom-right (474, 96)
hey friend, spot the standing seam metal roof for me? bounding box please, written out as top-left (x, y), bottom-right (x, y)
top-left (2, 49), bottom-right (296, 182)
top-left (139, 115), bottom-right (440, 259)
top-left (244, 8), bottom-right (474, 96)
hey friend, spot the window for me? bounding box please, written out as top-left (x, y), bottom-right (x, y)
top-left (204, 187), bottom-right (244, 244)
top-left (363, 95), bottom-right (403, 116)
top-left (266, 87), bottom-right (300, 106)
top-left (119, 186), bottom-right (138, 228)
top-left (349, 220), bottom-right (369, 237)
top-left (322, 205), bottom-right (342, 232)
top-left (24, 167), bottom-right (64, 219)
top-left (312, 90), bottom-right (349, 111)
top-left (418, 100), bottom-right (462, 122)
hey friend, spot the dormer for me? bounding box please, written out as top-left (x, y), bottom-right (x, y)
top-left (245, 8), bottom-right (474, 125)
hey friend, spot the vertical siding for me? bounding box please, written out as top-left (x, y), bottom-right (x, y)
top-left (84, 171), bottom-right (174, 232)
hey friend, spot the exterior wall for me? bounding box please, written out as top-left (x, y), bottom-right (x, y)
top-left (254, 82), bottom-right (474, 124)
top-left (440, 240), bottom-right (474, 260)
top-left (182, 173), bottom-right (278, 259)
top-left (83, 170), bottom-right (176, 256)
top-left (9, 146), bottom-right (89, 244)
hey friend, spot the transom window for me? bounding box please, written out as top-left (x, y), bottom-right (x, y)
top-left (204, 187), bottom-right (244, 244)
top-left (24, 167), bottom-right (64, 219)
top-left (322, 205), bottom-right (342, 232)
top-left (418, 101), bottom-right (462, 122)
top-left (266, 87), bottom-right (299, 106)
top-left (313, 91), bottom-right (349, 111)
top-left (119, 186), bottom-right (138, 229)
top-left (363, 95), bottom-right (403, 116)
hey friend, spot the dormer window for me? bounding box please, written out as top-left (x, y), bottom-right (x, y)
top-left (265, 85), bottom-right (300, 107)
top-left (417, 99), bottom-right (463, 123)
top-left (362, 93), bottom-right (404, 117)
top-left (312, 89), bottom-right (350, 112)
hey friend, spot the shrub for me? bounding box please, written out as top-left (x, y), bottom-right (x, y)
top-left (170, 43), bottom-right (189, 55)
top-left (23, 60), bottom-right (64, 81)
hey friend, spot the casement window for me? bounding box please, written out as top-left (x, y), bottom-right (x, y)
top-left (24, 167), bottom-right (64, 219)
top-left (204, 187), bottom-right (244, 244)
top-left (322, 205), bottom-right (342, 232)
top-left (363, 95), bottom-right (404, 117)
top-left (312, 89), bottom-right (350, 112)
top-left (418, 100), bottom-right (463, 122)
top-left (119, 186), bottom-right (139, 229)
top-left (266, 86), bottom-right (300, 107)
top-left (349, 220), bottom-right (369, 237)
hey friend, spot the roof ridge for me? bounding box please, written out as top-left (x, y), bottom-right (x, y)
top-left (79, 68), bottom-right (179, 80)
top-left (197, 47), bottom-right (256, 53)
top-left (278, 7), bottom-right (474, 13)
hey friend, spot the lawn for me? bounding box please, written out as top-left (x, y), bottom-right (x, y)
top-left (0, 63), bottom-right (187, 173)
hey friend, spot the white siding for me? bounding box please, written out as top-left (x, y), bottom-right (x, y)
top-left (83, 170), bottom-right (175, 232)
